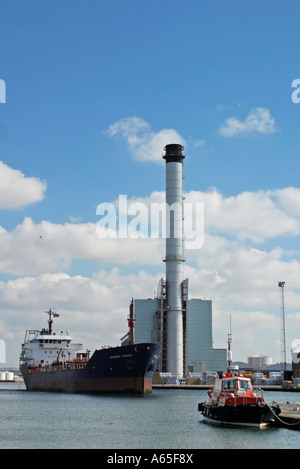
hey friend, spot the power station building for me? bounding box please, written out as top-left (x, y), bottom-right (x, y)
top-left (131, 144), bottom-right (227, 376)
top-left (134, 295), bottom-right (226, 374)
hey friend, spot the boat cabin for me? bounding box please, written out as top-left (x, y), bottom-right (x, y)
top-left (210, 371), bottom-right (260, 406)
top-left (20, 329), bottom-right (83, 368)
top-left (20, 309), bottom-right (84, 369)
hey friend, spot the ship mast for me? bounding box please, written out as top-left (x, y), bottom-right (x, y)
top-left (45, 308), bottom-right (59, 335)
top-left (227, 315), bottom-right (232, 370)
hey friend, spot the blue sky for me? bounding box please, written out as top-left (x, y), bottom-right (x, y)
top-left (1, 0), bottom-right (300, 366)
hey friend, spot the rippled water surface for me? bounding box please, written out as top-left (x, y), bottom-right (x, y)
top-left (0, 382), bottom-right (299, 449)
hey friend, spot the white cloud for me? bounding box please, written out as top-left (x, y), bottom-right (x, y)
top-left (1, 187), bottom-right (300, 276)
top-left (106, 117), bottom-right (186, 163)
top-left (273, 187), bottom-right (300, 218)
top-left (219, 107), bottom-right (276, 137)
top-left (184, 237), bottom-right (300, 361)
top-left (2, 236), bottom-right (300, 366)
top-left (0, 268), bottom-right (164, 366)
top-left (0, 216), bottom-right (164, 275)
top-left (0, 161), bottom-right (46, 209)
top-left (1, 185), bottom-right (300, 365)
top-left (192, 139), bottom-right (205, 148)
top-left (186, 187), bottom-right (300, 243)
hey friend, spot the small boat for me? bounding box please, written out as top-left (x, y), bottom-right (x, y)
top-left (198, 366), bottom-right (280, 428)
top-left (198, 327), bottom-right (280, 428)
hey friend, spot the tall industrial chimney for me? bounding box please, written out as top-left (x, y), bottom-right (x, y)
top-left (163, 144), bottom-right (185, 377)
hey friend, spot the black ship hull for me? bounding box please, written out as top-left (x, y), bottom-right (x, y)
top-left (20, 343), bottom-right (158, 395)
top-left (198, 401), bottom-right (280, 428)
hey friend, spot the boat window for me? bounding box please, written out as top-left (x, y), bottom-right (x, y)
top-left (238, 379), bottom-right (251, 390)
top-left (214, 380), bottom-right (222, 391)
top-left (223, 379), bottom-right (236, 390)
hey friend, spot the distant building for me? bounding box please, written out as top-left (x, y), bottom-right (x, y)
top-left (134, 290), bottom-right (227, 375)
top-left (231, 361), bottom-right (253, 373)
top-left (248, 355), bottom-right (272, 370)
top-left (187, 299), bottom-right (226, 373)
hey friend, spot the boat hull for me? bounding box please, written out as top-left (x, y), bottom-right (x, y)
top-left (20, 343), bottom-right (158, 395)
top-left (198, 401), bottom-right (279, 428)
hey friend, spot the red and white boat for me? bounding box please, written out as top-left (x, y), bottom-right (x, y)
top-left (198, 329), bottom-right (280, 428)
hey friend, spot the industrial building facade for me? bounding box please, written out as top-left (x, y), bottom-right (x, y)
top-left (134, 285), bottom-right (227, 375)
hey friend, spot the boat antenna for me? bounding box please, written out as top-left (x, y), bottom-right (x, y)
top-left (227, 315), bottom-right (232, 370)
top-left (45, 308), bottom-right (59, 335)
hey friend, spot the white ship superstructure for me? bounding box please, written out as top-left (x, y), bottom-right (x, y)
top-left (20, 309), bottom-right (84, 368)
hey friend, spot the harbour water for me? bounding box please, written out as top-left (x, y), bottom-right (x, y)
top-left (0, 382), bottom-right (299, 450)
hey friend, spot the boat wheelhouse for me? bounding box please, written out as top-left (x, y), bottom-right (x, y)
top-left (209, 367), bottom-right (264, 407)
top-left (20, 309), bottom-right (84, 370)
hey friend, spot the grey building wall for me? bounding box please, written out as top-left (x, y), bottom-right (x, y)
top-left (134, 298), bottom-right (158, 343)
top-left (187, 299), bottom-right (226, 373)
top-left (134, 297), bottom-right (227, 373)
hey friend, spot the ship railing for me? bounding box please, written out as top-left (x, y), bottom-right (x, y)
top-left (28, 362), bottom-right (87, 373)
top-left (229, 387), bottom-right (265, 406)
top-left (253, 385), bottom-right (265, 400)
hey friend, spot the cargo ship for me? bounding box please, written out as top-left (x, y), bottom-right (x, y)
top-left (20, 306), bottom-right (159, 394)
